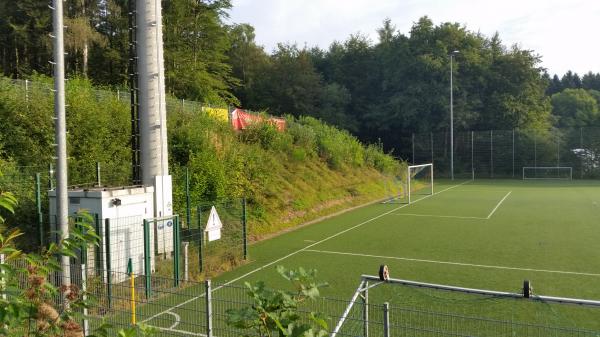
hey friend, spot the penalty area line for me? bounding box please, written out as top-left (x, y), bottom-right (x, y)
top-left (304, 249), bottom-right (600, 277)
top-left (392, 213), bottom-right (486, 220)
top-left (487, 191), bottom-right (512, 219)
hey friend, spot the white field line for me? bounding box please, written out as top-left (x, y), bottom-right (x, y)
top-left (487, 191), bottom-right (512, 219)
top-left (166, 311), bottom-right (181, 329)
top-left (154, 326), bottom-right (205, 336)
top-left (304, 249), bottom-right (600, 277)
top-left (393, 213), bottom-right (486, 220)
top-left (141, 180), bottom-right (472, 324)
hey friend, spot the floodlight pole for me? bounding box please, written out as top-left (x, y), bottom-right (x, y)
top-left (51, 0), bottom-right (71, 305)
top-left (449, 50), bottom-right (459, 180)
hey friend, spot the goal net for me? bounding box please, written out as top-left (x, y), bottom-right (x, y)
top-left (384, 164), bottom-right (433, 204)
top-left (407, 163), bottom-right (433, 203)
top-left (331, 270), bottom-right (600, 337)
top-left (522, 166), bottom-right (572, 180)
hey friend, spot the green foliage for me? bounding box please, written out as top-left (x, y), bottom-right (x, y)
top-left (0, 192), bottom-right (155, 337)
top-left (226, 266), bottom-right (328, 337)
top-left (0, 75), bottom-right (402, 246)
top-left (551, 88), bottom-right (600, 127)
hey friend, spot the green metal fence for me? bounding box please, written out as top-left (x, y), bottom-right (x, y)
top-left (409, 127), bottom-right (600, 179)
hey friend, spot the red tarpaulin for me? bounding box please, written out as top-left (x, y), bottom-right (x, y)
top-left (231, 108), bottom-right (286, 131)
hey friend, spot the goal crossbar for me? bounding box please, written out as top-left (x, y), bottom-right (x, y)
top-left (361, 274), bottom-right (600, 307)
top-left (522, 166), bottom-right (572, 180)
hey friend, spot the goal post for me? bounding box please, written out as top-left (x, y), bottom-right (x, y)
top-left (382, 163), bottom-right (433, 204)
top-left (522, 166), bottom-right (572, 180)
top-left (407, 163), bottom-right (433, 204)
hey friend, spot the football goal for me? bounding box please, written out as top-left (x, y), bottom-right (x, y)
top-left (330, 266), bottom-right (600, 337)
top-left (522, 166), bottom-right (572, 180)
top-left (407, 163), bottom-right (433, 203)
top-left (383, 163), bottom-right (433, 204)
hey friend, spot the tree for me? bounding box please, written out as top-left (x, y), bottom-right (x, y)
top-left (582, 72), bottom-right (600, 91)
top-left (0, 0), bottom-right (52, 77)
top-left (551, 88), bottom-right (600, 127)
top-left (227, 23), bottom-right (270, 107)
top-left (546, 74), bottom-right (563, 95)
top-left (162, 0), bottom-right (239, 104)
top-left (561, 70), bottom-right (582, 89)
top-left (64, 0), bottom-right (106, 77)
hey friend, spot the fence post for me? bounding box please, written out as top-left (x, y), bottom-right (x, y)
top-left (556, 131), bottom-right (560, 167)
top-left (173, 216), bottom-right (180, 287)
top-left (197, 206), bottom-right (203, 272)
top-left (534, 132), bottom-right (537, 168)
top-left (383, 302), bottom-right (390, 337)
top-left (242, 198), bottom-right (247, 260)
top-left (81, 264), bottom-right (89, 336)
top-left (96, 162), bottom-right (101, 186)
top-left (205, 279), bottom-right (213, 337)
top-left (48, 163), bottom-right (55, 190)
top-left (105, 219), bottom-right (112, 308)
top-left (186, 168), bottom-right (191, 227)
top-left (471, 131), bottom-right (474, 180)
top-left (580, 127), bottom-right (584, 178)
top-left (430, 132), bottom-right (434, 165)
top-left (0, 254), bottom-right (5, 300)
top-left (35, 173), bottom-right (43, 248)
top-left (411, 133), bottom-right (415, 164)
top-left (183, 242), bottom-right (189, 282)
top-left (25, 79), bottom-right (30, 108)
top-left (143, 219), bottom-right (152, 298)
top-left (490, 130), bottom-right (493, 178)
top-left (363, 281), bottom-right (369, 337)
top-left (512, 129), bottom-right (515, 178)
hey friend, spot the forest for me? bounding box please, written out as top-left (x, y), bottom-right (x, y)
top-left (1, 0), bottom-right (600, 151)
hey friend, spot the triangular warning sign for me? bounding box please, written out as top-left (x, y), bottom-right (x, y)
top-left (205, 206), bottom-right (223, 241)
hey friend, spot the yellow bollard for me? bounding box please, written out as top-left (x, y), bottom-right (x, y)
top-left (131, 272), bottom-right (136, 325)
top-left (127, 258), bottom-right (136, 325)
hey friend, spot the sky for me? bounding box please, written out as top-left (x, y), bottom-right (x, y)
top-left (228, 0), bottom-right (600, 76)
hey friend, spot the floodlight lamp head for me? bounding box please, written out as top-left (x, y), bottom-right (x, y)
top-left (451, 50), bottom-right (460, 55)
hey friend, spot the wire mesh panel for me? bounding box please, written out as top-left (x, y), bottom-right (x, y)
top-left (490, 130), bottom-right (513, 178)
top-left (581, 126), bottom-right (600, 178)
top-left (453, 131), bottom-right (473, 179)
top-left (473, 130), bottom-right (492, 178)
top-left (408, 127), bottom-right (600, 179)
top-left (432, 131), bottom-right (451, 177)
top-left (190, 199), bottom-right (246, 278)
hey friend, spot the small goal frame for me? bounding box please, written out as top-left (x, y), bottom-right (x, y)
top-left (407, 163), bottom-right (434, 204)
top-left (522, 166), bottom-right (572, 180)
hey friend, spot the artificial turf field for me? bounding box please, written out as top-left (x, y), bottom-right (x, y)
top-left (118, 179), bottom-right (600, 335)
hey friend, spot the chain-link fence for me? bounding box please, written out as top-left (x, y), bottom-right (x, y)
top-left (409, 127), bottom-right (600, 179)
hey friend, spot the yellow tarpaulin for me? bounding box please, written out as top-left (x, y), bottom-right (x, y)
top-left (202, 107), bottom-right (229, 121)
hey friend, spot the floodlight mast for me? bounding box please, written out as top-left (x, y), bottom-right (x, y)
top-left (51, 0), bottom-right (70, 304)
top-left (450, 50), bottom-right (459, 180)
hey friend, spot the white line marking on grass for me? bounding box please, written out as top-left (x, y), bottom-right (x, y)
top-left (167, 311), bottom-right (181, 329)
top-left (304, 249), bottom-right (600, 277)
top-left (393, 213), bottom-right (486, 220)
top-left (141, 180), bottom-right (472, 324)
top-left (154, 326), bottom-right (205, 336)
top-left (304, 239), bottom-right (316, 243)
top-left (487, 191), bottom-right (512, 219)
